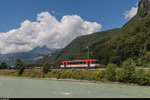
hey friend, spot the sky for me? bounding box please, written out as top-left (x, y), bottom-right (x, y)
top-left (0, 0), bottom-right (140, 54)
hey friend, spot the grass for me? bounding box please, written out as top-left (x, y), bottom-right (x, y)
top-left (0, 69), bottom-right (104, 81)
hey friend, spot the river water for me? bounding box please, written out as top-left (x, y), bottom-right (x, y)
top-left (0, 77), bottom-right (150, 98)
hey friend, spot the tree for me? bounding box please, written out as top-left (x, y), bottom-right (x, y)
top-left (42, 62), bottom-right (50, 74)
top-left (0, 62), bottom-right (7, 69)
top-left (138, 7), bottom-right (148, 18)
top-left (14, 59), bottom-right (25, 76)
top-left (138, 51), bottom-right (150, 67)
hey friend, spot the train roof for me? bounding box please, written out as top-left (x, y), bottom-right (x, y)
top-left (61, 59), bottom-right (99, 62)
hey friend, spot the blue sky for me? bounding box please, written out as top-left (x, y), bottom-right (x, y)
top-left (0, 0), bottom-right (139, 32)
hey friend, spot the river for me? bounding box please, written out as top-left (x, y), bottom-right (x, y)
top-left (0, 77), bottom-right (150, 98)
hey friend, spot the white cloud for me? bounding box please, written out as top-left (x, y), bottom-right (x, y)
top-left (0, 12), bottom-right (102, 54)
top-left (124, 6), bottom-right (138, 19)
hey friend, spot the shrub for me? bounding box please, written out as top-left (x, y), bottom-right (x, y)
top-left (133, 69), bottom-right (150, 85)
top-left (105, 63), bottom-right (117, 81)
top-left (121, 58), bottom-right (136, 83)
top-left (43, 62), bottom-right (50, 74)
top-left (99, 70), bottom-right (107, 79)
top-left (115, 68), bottom-right (124, 82)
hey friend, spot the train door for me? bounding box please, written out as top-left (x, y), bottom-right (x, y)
top-left (64, 62), bottom-right (66, 68)
top-left (88, 61), bottom-right (90, 67)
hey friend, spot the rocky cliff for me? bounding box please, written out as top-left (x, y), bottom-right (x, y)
top-left (138, 0), bottom-right (150, 17)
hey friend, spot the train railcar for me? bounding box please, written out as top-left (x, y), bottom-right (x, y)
top-left (60, 59), bottom-right (100, 68)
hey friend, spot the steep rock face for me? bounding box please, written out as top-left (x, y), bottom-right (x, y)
top-left (139, 0), bottom-right (150, 13)
top-left (138, 0), bottom-right (150, 17)
top-left (123, 0), bottom-right (150, 29)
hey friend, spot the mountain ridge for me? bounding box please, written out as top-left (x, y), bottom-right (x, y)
top-left (0, 46), bottom-right (58, 66)
top-left (37, 28), bottom-right (120, 67)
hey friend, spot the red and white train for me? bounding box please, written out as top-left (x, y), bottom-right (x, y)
top-left (60, 59), bottom-right (100, 68)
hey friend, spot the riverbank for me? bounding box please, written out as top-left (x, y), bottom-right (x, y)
top-left (0, 68), bottom-right (149, 86)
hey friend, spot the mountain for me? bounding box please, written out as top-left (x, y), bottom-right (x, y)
top-left (0, 46), bottom-right (58, 66)
top-left (93, 0), bottom-right (150, 66)
top-left (37, 28), bottom-right (120, 67)
top-left (29, 46), bottom-right (56, 55)
top-left (37, 0), bottom-right (150, 67)
top-left (0, 53), bottom-right (16, 62)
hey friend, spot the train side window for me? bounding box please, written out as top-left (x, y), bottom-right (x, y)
top-left (95, 61), bottom-right (99, 64)
top-left (92, 61), bottom-right (95, 64)
top-left (81, 62), bottom-right (83, 64)
top-left (78, 62), bottom-right (81, 64)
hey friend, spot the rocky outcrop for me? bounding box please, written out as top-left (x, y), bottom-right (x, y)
top-left (138, 0), bottom-right (150, 13)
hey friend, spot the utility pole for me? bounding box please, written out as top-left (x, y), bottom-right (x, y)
top-left (87, 45), bottom-right (91, 60)
top-left (87, 46), bottom-right (89, 60)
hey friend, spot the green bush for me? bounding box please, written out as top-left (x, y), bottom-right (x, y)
top-left (105, 63), bottom-right (117, 81)
top-left (121, 58), bottom-right (136, 83)
top-left (133, 69), bottom-right (150, 85)
top-left (43, 62), bottom-right (50, 74)
top-left (99, 70), bottom-right (107, 79)
top-left (115, 68), bottom-right (124, 82)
